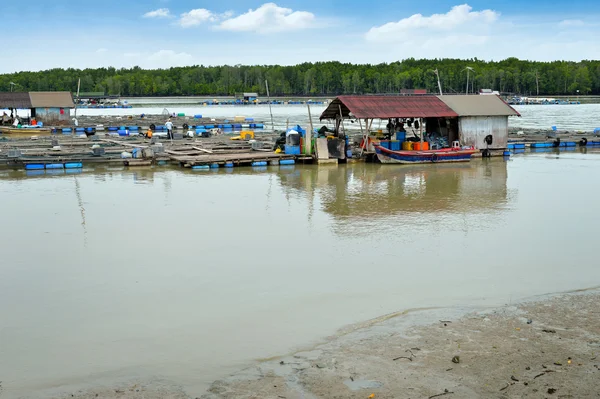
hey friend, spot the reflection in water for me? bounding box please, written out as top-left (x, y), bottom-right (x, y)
top-left (276, 160), bottom-right (510, 218)
top-left (73, 176), bottom-right (88, 247)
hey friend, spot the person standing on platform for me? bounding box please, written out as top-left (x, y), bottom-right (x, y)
top-left (165, 119), bottom-right (174, 139)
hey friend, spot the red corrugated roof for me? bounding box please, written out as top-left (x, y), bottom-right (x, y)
top-left (320, 95), bottom-right (458, 120)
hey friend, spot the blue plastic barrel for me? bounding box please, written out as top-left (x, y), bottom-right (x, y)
top-left (194, 114), bottom-right (202, 118)
top-left (117, 129), bottom-right (128, 136)
top-left (210, 163), bottom-right (219, 169)
top-left (252, 161), bottom-right (268, 167)
top-left (233, 124), bottom-right (242, 129)
top-left (503, 151), bottom-right (511, 156)
top-left (108, 126), bottom-right (118, 131)
top-left (128, 126), bottom-right (139, 131)
top-left (45, 163), bottom-right (64, 169)
top-left (280, 159), bottom-right (295, 165)
top-left (255, 124), bottom-right (264, 129)
top-left (224, 124), bottom-right (232, 129)
top-left (25, 164), bottom-right (45, 170)
top-left (75, 127), bottom-right (85, 132)
top-left (85, 127), bottom-right (94, 132)
top-left (62, 128), bottom-right (72, 133)
top-left (65, 162), bottom-right (83, 169)
top-left (205, 125), bottom-right (214, 129)
top-left (192, 165), bottom-right (210, 170)
top-left (224, 162), bottom-right (234, 168)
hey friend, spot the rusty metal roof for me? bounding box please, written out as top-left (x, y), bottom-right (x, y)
top-left (437, 95), bottom-right (520, 117)
top-left (320, 95), bottom-right (458, 120)
top-left (29, 91), bottom-right (75, 108)
top-left (0, 92), bottom-right (32, 109)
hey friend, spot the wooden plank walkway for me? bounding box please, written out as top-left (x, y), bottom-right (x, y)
top-left (169, 152), bottom-right (313, 167)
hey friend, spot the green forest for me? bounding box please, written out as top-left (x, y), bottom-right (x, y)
top-left (1, 58), bottom-right (599, 97)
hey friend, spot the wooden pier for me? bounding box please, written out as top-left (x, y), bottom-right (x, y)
top-left (0, 134), bottom-right (315, 169)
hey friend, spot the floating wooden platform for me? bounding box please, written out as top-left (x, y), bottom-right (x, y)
top-left (169, 151), bottom-right (313, 167)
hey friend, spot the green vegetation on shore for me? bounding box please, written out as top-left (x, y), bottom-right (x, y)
top-left (2, 58), bottom-right (599, 97)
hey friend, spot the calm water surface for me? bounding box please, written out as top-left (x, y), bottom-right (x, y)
top-left (1, 151), bottom-right (600, 397)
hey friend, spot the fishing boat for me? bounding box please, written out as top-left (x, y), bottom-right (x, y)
top-left (374, 145), bottom-right (477, 164)
top-left (0, 127), bottom-right (53, 137)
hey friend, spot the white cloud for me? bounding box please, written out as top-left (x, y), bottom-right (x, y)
top-left (143, 8), bottom-right (171, 19)
top-left (217, 3), bottom-right (316, 33)
top-left (179, 9), bottom-right (218, 27)
top-left (147, 50), bottom-right (194, 68)
top-left (366, 4), bottom-right (499, 42)
top-left (96, 48), bottom-right (108, 53)
top-left (148, 49), bottom-right (193, 62)
top-left (559, 19), bottom-right (585, 28)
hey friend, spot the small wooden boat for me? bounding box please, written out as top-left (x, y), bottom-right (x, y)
top-left (0, 127), bottom-right (53, 137)
top-left (375, 145), bottom-right (477, 164)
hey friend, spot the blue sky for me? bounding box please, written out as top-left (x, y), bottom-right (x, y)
top-left (2, 0), bottom-right (599, 73)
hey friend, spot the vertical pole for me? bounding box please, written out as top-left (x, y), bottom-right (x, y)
top-left (338, 105), bottom-right (346, 136)
top-left (436, 69), bottom-right (443, 96)
top-left (265, 80), bottom-right (275, 132)
top-left (306, 103), bottom-right (313, 155)
top-left (74, 78), bottom-right (81, 119)
top-left (420, 118), bottom-right (423, 147)
top-left (466, 69), bottom-right (469, 95)
top-left (359, 119), bottom-right (366, 156)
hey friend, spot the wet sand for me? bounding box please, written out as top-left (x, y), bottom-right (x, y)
top-left (48, 289), bottom-right (600, 399)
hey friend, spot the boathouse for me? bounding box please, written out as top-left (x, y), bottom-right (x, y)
top-left (437, 95), bottom-right (519, 150)
top-left (29, 92), bottom-right (75, 124)
top-left (0, 91), bottom-right (74, 124)
top-left (320, 95), bottom-right (519, 151)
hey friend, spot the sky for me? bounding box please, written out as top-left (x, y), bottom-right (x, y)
top-left (2, 0), bottom-right (599, 73)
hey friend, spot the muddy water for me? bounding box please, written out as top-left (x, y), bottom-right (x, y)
top-left (1, 152), bottom-right (599, 398)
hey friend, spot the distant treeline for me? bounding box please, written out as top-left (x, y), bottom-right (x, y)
top-left (2, 58), bottom-right (599, 97)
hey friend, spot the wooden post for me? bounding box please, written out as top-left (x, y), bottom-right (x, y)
top-left (359, 118), bottom-right (366, 156)
top-left (265, 80), bottom-right (275, 132)
top-left (338, 105), bottom-right (346, 137)
top-left (306, 103), bottom-right (313, 155)
top-left (420, 118), bottom-right (423, 148)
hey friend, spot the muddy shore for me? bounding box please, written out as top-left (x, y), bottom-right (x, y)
top-left (42, 289), bottom-right (600, 399)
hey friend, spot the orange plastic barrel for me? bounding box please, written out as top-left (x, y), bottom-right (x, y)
top-left (422, 142), bottom-right (429, 151)
top-left (413, 142), bottom-right (421, 151)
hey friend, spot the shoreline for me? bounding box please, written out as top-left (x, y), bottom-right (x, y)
top-left (200, 288), bottom-right (600, 398)
top-left (38, 287), bottom-right (600, 399)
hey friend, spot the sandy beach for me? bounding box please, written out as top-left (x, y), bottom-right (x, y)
top-left (43, 289), bottom-right (600, 399)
